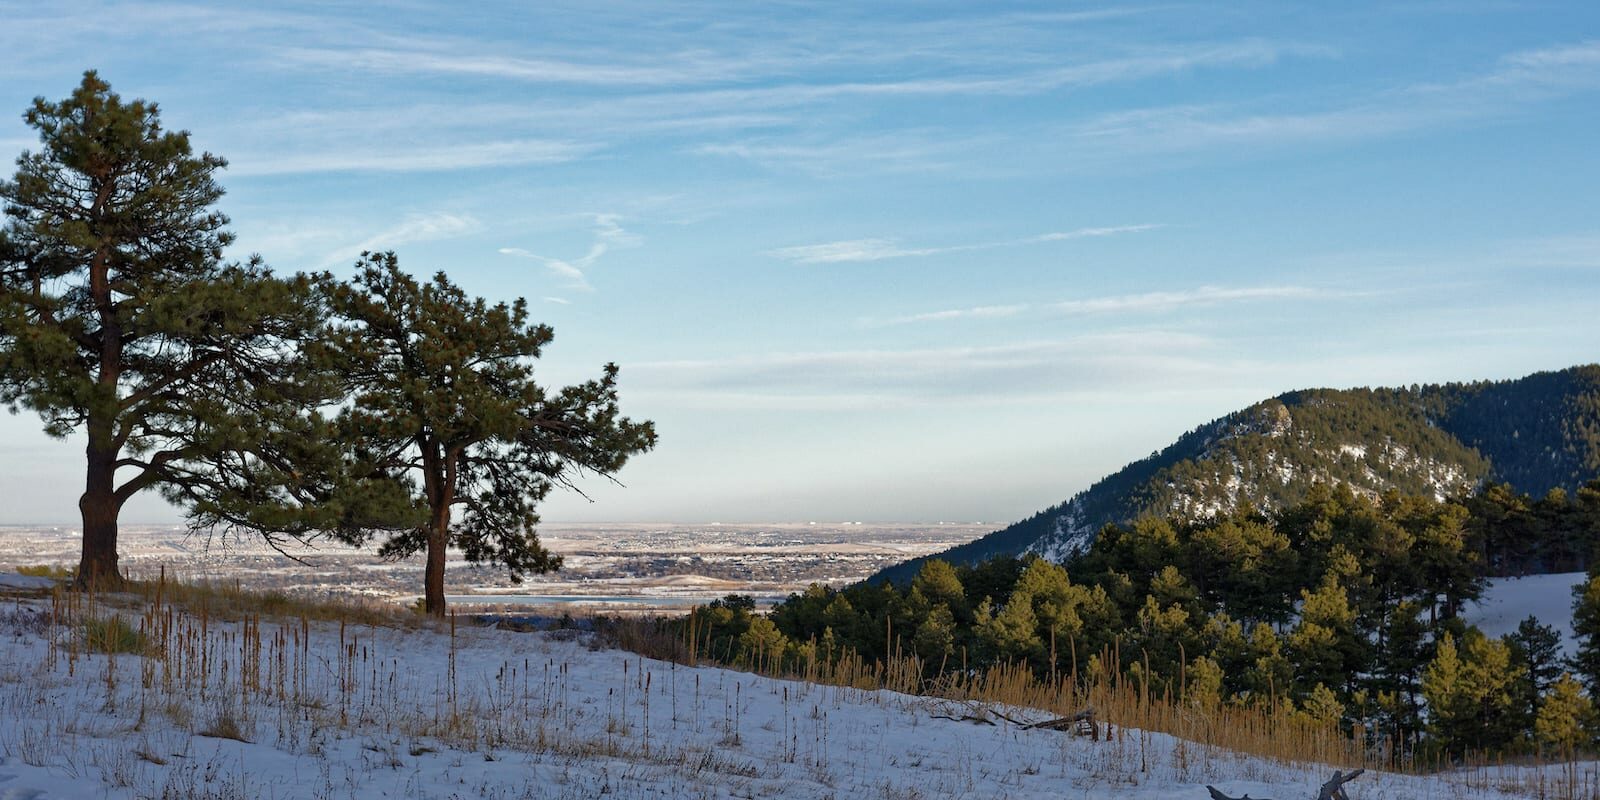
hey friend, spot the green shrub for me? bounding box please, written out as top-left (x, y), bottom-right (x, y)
top-left (15, 564), bottom-right (72, 579)
top-left (83, 615), bottom-right (151, 656)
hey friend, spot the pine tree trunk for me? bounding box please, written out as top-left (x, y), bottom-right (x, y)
top-left (76, 424), bottom-right (123, 589)
top-left (77, 242), bottom-right (124, 590)
top-left (423, 505), bottom-right (449, 617)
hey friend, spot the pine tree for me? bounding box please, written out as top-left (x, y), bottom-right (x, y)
top-left (1506, 616), bottom-right (1565, 731)
top-left (1372, 600), bottom-right (1429, 743)
top-left (0, 72), bottom-right (325, 586)
top-left (1288, 576), bottom-right (1365, 696)
top-left (1299, 683), bottom-right (1345, 727)
top-left (1574, 573), bottom-right (1600, 696)
top-left (318, 253), bottom-right (655, 615)
top-left (911, 560), bottom-right (966, 618)
top-left (1534, 673), bottom-right (1594, 758)
top-left (1185, 655), bottom-right (1224, 709)
top-left (911, 604), bottom-right (956, 666)
top-left (1422, 630), bottom-right (1525, 755)
top-left (976, 590), bottom-right (1042, 663)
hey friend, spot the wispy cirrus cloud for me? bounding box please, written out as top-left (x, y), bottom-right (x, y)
top-left (770, 224), bottom-right (1161, 264)
top-left (1496, 39), bottom-right (1600, 74)
top-left (627, 331), bottom-right (1235, 408)
top-left (500, 246), bottom-right (598, 291)
top-left (1054, 285), bottom-right (1328, 314)
top-left (279, 37), bottom-right (1322, 98)
top-left (499, 213), bottom-right (640, 293)
top-left (1060, 39), bottom-right (1600, 163)
top-left (228, 139), bottom-right (595, 176)
top-left (319, 212), bottom-right (483, 268)
top-left (864, 285), bottom-right (1344, 327)
top-left (863, 305), bottom-right (1030, 327)
top-left (277, 46), bottom-right (751, 87)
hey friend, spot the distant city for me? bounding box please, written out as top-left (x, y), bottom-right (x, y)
top-left (0, 522), bottom-right (986, 613)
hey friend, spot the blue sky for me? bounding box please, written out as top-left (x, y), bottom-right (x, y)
top-left (2, 1), bottom-right (1598, 525)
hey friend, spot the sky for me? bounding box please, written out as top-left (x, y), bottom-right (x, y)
top-left (1, 1), bottom-right (1598, 526)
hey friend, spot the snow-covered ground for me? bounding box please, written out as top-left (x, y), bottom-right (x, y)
top-left (1463, 572), bottom-right (1587, 657)
top-left (0, 575), bottom-right (1580, 799)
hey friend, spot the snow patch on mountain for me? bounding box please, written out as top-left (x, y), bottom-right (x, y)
top-left (1028, 498), bottom-right (1093, 562)
top-left (1019, 433), bottom-right (1477, 562)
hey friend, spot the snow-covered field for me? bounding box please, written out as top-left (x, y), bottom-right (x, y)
top-left (0, 576), bottom-right (1581, 799)
top-left (1463, 572), bottom-right (1587, 657)
top-left (0, 523), bottom-right (986, 614)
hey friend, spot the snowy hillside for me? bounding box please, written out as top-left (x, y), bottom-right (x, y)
top-left (0, 576), bottom-right (1582, 799)
top-left (1465, 572), bottom-right (1588, 657)
top-left (875, 365), bottom-right (1600, 584)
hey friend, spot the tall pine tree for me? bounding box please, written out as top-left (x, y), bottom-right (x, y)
top-left (0, 73), bottom-right (323, 586)
top-left (1572, 573), bottom-right (1600, 696)
top-left (318, 253), bottom-right (655, 616)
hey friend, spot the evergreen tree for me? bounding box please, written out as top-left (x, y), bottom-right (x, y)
top-left (1506, 616), bottom-right (1565, 730)
top-left (1372, 600), bottom-right (1430, 743)
top-left (0, 72), bottom-right (324, 586)
top-left (1186, 513), bottom-right (1295, 625)
top-left (1244, 621), bottom-right (1294, 708)
top-left (1421, 631), bottom-right (1524, 755)
top-left (1572, 573), bottom-right (1600, 696)
top-left (975, 592), bottom-right (1042, 663)
top-left (319, 253), bottom-right (655, 615)
top-left (1288, 576), bottom-right (1365, 697)
top-left (911, 604), bottom-right (956, 667)
top-left (1185, 655), bottom-right (1224, 709)
top-left (1299, 683), bottom-right (1345, 727)
top-left (1013, 557), bottom-right (1085, 669)
top-left (1534, 673), bottom-right (1594, 758)
top-left (739, 616), bottom-right (788, 669)
top-left (911, 560), bottom-right (966, 618)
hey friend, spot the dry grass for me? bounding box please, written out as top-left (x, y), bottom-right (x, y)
top-left (15, 564), bottom-right (74, 579)
top-left (83, 614), bottom-right (155, 656)
top-left (127, 574), bottom-right (410, 628)
top-left (1, 577), bottom-right (1591, 799)
top-left (602, 613), bottom-right (1598, 799)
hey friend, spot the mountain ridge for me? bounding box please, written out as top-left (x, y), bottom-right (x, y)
top-left (869, 364), bottom-right (1600, 584)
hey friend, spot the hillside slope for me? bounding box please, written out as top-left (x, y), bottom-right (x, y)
top-left (0, 575), bottom-right (1565, 799)
top-left (873, 365), bottom-right (1600, 584)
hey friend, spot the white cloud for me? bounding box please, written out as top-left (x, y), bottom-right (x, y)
top-left (768, 238), bottom-right (937, 264)
top-left (864, 304), bottom-right (1031, 327)
top-left (1499, 39), bottom-right (1600, 71)
top-left (1054, 285), bottom-right (1326, 315)
top-left (1059, 39), bottom-right (1600, 163)
top-left (498, 213), bottom-right (641, 293)
top-left (320, 212), bottom-right (482, 268)
top-left (626, 331), bottom-right (1234, 408)
top-left (228, 139), bottom-right (594, 176)
top-left (273, 34), bottom-right (1320, 97)
top-left (769, 225), bottom-right (1161, 264)
top-left (277, 47), bottom-right (742, 86)
top-left (863, 284), bottom-right (1340, 328)
top-left (543, 296), bottom-right (571, 305)
top-left (694, 133), bottom-right (969, 176)
top-left (500, 246), bottom-right (597, 291)
top-left (1032, 224), bottom-right (1165, 242)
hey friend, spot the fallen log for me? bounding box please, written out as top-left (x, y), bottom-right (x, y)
top-left (1020, 707), bottom-right (1095, 730)
top-left (1206, 788), bottom-right (1269, 800)
top-left (1316, 769), bottom-right (1364, 800)
top-left (929, 712), bottom-right (995, 726)
top-left (924, 702), bottom-right (1098, 738)
top-left (1204, 768), bottom-right (1365, 800)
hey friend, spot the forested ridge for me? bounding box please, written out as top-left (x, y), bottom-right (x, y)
top-left (684, 481), bottom-right (1600, 761)
top-left (874, 365), bottom-right (1600, 585)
